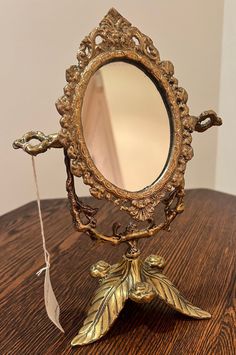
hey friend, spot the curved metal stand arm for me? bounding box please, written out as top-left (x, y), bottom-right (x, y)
top-left (192, 110), bottom-right (222, 133)
top-left (13, 131), bottom-right (63, 156)
top-left (64, 150), bottom-right (184, 246)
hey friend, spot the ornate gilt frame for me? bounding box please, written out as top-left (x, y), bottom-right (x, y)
top-left (57, 8), bottom-right (193, 222)
top-left (13, 8), bottom-right (222, 346)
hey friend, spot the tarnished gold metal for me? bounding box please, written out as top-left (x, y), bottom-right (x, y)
top-left (71, 254), bottom-right (211, 346)
top-left (13, 131), bottom-right (62, 156)
top-left (13, 8), bottom-right (222, 346)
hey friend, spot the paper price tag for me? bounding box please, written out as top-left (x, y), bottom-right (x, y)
top-left (44, 268), bottom-right (64, 333)
top-left (32, 156), bottom-right (64, 333)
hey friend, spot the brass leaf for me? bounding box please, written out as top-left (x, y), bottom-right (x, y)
top-left (142, 265), bottom-right (211, 319)
top-left (71, 259), bottom-right (132, 346)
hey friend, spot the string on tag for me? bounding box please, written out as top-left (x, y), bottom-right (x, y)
top-left (31, 156), bottom-right (64, 333)
top-left (31, 157), bottom-right (50, 275)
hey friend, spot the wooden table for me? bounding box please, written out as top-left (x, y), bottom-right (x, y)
top-left (0, 189), bottom-right (235, 354)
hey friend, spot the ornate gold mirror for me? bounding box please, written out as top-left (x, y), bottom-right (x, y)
top-left (13, 8), bottom-right (222, 346)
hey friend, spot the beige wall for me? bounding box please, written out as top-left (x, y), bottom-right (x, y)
top-left (216, 0), bottom-right (236, 194)
top-left (0, 0), bottom-right (225, 215)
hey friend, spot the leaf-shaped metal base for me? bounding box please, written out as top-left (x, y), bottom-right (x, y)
top-left (71, 255), bottom-right (211, 346)
top-left (142, 256), bottom-right (211, 319)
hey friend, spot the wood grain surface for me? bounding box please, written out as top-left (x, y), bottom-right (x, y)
top-left (0, 189), bottom-right (235, 355)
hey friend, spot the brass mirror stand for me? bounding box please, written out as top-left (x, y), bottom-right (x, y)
top-left (13, 8), bottom-right (222, 346)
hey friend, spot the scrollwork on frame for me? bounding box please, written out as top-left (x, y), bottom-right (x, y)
top-left (58, 8), bottom-right (194, 221)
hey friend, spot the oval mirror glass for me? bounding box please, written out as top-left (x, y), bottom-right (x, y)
top-left (82, 61), bottom-right (171, 192)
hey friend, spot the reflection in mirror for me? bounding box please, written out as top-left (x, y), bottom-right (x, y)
top-left (82, 62), bottom-right (170, 192)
